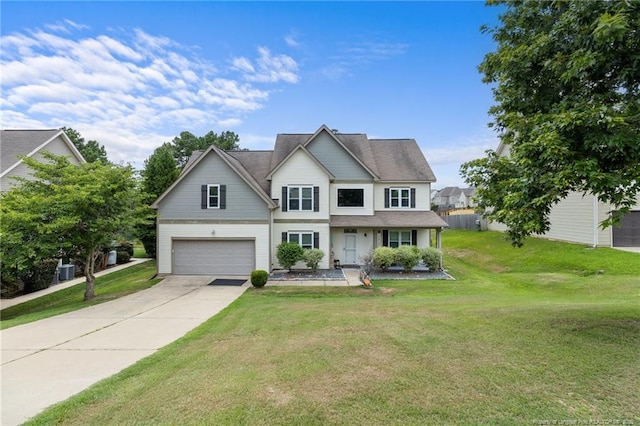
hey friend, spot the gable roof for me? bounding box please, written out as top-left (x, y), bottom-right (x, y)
top-left (151, 144), bottom-right (277, 209)
top-left (369, 138), bottom-right (436, 182)
top-left (438, 186), bottom-right (463, 197)
top-left (0, 129), bottom-right (85, 177)
top-left (269, 125), bottom-right (379, 180)
top-left (265, 143), bottom-right (336, 181)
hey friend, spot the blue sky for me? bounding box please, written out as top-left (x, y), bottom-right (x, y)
top-left (1, 1), bottom-right (502, 188)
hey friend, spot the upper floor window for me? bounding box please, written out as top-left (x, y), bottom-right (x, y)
top-left (281, 186), bottom-right (319, 212)
top-left (337, 188), bottom-right (364, 207)
top-left (201, 184), bottom-right (226, 209)
top-left (385, 187), bottom-right (416, 208)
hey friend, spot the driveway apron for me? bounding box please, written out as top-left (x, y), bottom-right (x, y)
top-left (0, 276), bottom-right (248, 426)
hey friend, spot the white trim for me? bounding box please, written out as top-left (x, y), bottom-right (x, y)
top-left (207, 184), bottom-right (220, 209)
top-left (389, 187), bottom-right (411, 209)
top-left (336, 188), bottom-right (365, 208)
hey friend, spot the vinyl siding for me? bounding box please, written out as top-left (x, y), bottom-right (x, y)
top-left (374, 182), bottom-right (431, 211)
top-left (157, 151), bottom-right (269, 220)
top-left (157, 223), bottom-right (270, 274)
top-left (273, 222), bottom-right (331, 269)
top-left (306, 132), bottom-right (372, 180)
top-left (1, 136), bottom-right (82, 192)
top-left (271, 149), bottom-right (330, 220)
top-left (330, 183), bottom-right (374, 216)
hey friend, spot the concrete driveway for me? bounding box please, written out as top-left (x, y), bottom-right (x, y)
top-left (1, 275), bottom-right (248, 426)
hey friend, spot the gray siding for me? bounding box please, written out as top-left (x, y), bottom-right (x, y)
top-left (158, 151), bottom-right (270, 220)
top-left (307, 132), bottom-right (372, 180)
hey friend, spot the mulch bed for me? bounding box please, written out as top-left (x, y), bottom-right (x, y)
top-left (368, 269), bottom-right (454, 280)
top-left (269, 269), bottom-right (346, 281)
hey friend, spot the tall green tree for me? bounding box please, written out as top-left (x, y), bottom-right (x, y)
top-left (62, 127), bottom-right (110, 164)
top-left (461, 0), bottom-right (640, 246)
top-left (137, 143), bottom-right (180, 257)
top-left (172, 130), bottom-right (240, 168)
top-left (0, 153), bottom-right (144, 300)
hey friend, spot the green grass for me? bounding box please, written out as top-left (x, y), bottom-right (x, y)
top-left (0, 260), bottom-right (160, 329)
top-left (25, 232), bottom-right (640, 424)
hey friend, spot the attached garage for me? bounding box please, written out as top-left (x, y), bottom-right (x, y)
top-left (612, 211), bottom-right (640, 247)
top-left (172, 239), bottom-right (255, 275)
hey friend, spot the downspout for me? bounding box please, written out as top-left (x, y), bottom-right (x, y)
top-left (592, 195), bottom-right (599, 248)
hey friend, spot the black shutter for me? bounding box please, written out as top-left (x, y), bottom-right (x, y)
top-left (281, 187), bottom-right (288, 212)
top-left (201, 185), bottom-right (208, 209)
top-left (220, 185), bottom-right (226, 209)
top-left (412, 229), bottom-right (418, 246)
top-left (410, 188), bottom-right (416, 208)
top-left (382, 230), bottom-right (389, 246)
top-left (282, 232), bottom-right (287, 243)
top-left (313, 232), bottom-right (319, 249)
top-left (313, 186), bottom-right (319, 212)
top-left (384, 188), bottom-right (390, 208)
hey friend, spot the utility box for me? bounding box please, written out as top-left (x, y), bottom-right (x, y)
top-left (59, 264), bottom-right (75, 281)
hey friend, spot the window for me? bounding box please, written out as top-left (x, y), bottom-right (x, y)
top-left (207, 184), bottom-right (219, 208)
top-left (289, 186), bottom-right (313, 211)
top-left (288, 232), bottom-right (314, 249)
top-left (201, 184), bottom-right (226, 209)
top-left (388, 230), bottom-right (412, 247)
top-left (337, 188), bottom-right (364, 207)
top-left (390, 188), bottom-right (410, 208)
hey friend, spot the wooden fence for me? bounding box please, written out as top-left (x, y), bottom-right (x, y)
top-left (441, 214), bottom-right (486, 230)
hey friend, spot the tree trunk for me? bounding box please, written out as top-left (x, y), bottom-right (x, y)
top-left (83, 251), bottom-right (97, 300)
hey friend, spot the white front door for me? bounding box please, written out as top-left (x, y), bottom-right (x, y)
top-left (344, 234), bottom-right (357, 264)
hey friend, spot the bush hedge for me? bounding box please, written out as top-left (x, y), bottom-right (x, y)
top-left (373, 246), bottom-right (396, 270)
top-left (372, 246), bottom-right (443, 272)
top-left (420, 247), bottom-right (442, 271)
top-left (250, 270), bottom-right (268, 287)
top-left (302, 249), bottom-right (324, 271)
top-left (276, 242), bottom-right (304, 271)
top-left (21, 258), bottom-right (58, 293)
top-left (396, 245), bottom-right (421, 272)
top-left (116, 251), bottom-right (131, 264)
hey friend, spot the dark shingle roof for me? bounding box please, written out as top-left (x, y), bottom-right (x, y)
top-left (225, 150), bottom-right (274, 195)
top-left (369, 139), bottom-right (436, 182)
top-left (0, 129), bottom-right (62, 173)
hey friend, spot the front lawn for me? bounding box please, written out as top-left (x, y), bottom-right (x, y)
top-left (0, 260), bottom-right (160, 330)
top-left (26, 232), bottom-right (639, 424)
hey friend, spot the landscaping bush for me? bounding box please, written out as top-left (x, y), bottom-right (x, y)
top-left (396, 245), bottom-right (421, 271)
top-left (302, 249), bottom-right (324, 271)
top-left (276, 242), bottom-right (304, 271)
top-left (21, 259), bottom-right (58, 293)
top-left (116, 251), bottom-right (131, 264)
top-left (420, 247), bottom-right (442, 271)
top-left (373, 246), bottom-right (396, 270)
top-left (1, 266), bottom-right (22, 297)
top-left (114, 242), bottom-right (134, 257)
top-left (250, 270), bottom-right (268, 288)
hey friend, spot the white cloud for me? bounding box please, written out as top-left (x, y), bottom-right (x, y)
top-left (322, 39), bottom-right (408, 80)
top-left (1, 24), bottom-right (299, 168)
top-left (232, 47), bottom-right (299, 84)
top-left (284, 33), bottom-right (300, 48)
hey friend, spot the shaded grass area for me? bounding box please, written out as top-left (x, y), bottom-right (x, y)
top-left (26, 232), bottom-right (640, 424)
top-left (0, 261), bottom-right (159, 329)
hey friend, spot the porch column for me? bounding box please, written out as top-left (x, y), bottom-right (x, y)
top-left (436, 228), bottom-right (443, 270)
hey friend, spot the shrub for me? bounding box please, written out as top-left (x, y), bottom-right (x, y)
top-left (373, 246), bottom-right (396, 270)
top-left (21, 258), bottom-right (58, 293)
top-left (114, 242), bottom-right (134, 257)
top-left (116, 251), bottom-right (131, 264)
top-left (302, 249), bottom-right (324, 271)
top-left (396, 245), bottom-right (421, 271)
top-left (276, 242), bottom-right (304, 271)
top-left (250, 269), bottom-right (268, 288)
top-left (420, 247), bottom-right (442, 271)
top-left (1, 266), bottom-right (22, 297)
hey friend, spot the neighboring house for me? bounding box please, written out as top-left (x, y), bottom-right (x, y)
top-left (0, 129), bottom-right (85, 192)
top-left (152, 125), bottom-right (449, 275)
top-left (432, 186), bottom-right (463, 210)
top-left (487, 142), bottom-right (640, 248)
top-left (460, 187), bottom-right (477, 208)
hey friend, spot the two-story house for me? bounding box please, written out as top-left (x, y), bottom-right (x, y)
top-left (152, 125), bottom-right (449, 276)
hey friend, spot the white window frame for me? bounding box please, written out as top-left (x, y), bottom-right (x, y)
top-left (389, 230), bottom-right (412, 248)
top-left (389, 187), bottom-right (411, 208)
top-left (337, 188), bottom-right (365, 208)
top-left (207, 184), bottom-right (220, 209)
top-left (288, 231), bottom-right (314, 249)
top-left (288, 185), bottom-right (313, 211)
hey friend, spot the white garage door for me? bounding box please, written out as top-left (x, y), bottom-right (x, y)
top-left (173, 240), bottom-right (255, 275)
top-left (612, 211), bottom-right (640, 247)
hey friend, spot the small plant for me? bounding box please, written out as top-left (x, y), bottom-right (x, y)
top-left (420, 247), bottom-right (442, 271)
top-left (360, 251), bottom-right (374, 275)
top-left (302, 248), bottom-right (324, 271)
top-left (116, 251), bottom-right (131, 264)
top-left (276, 241), bottom-right (304, 271)
top-left (396, 245), bottom-right (421, 272)
top-left (373, 246), bottom-right (396, 271)
top-left (250, 270), bottom-right (268, 288)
